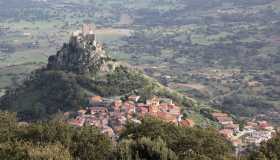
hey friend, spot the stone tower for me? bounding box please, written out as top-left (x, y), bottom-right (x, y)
top-left (147, 96), bottom-right (160, 113)
top-left (82, 23), bottom-right (95, 36)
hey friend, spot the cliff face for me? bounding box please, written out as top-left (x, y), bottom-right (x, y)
top-left (47, 31), bottom-right (116, 74)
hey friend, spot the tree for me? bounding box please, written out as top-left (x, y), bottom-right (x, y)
top-left (248, 151), bottom-right (267, 160)
top-left (114, 137), bottom-right (178, 160)
top-left (0, 141), bottom-right (72, 160)
top-left (0, 111), bottom-right (17, 143)
top-left (70, 126), bottom-right (113, 160)
top-left (0, 113), bottom-right (113, 160)
top-left (120, 117), bottom-right (234, 160)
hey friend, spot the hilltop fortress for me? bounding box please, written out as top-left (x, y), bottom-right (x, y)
top-left (47, 24), bottom-right (118, 74)
top-left (70, 24), bottom-right (103, 53)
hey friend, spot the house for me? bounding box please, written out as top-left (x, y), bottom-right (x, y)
top-left (87, 118), bottom-right (101, 127)
top-left (110, 113), bottom-right (127, 126)
top-left (155, 112), bottom-right (178, 124)
top-left (101, 98), bottom-right (115, 107)
top-left (180, 119), bottom-right (195, 127)
top-left (244, 130), bottom-right (273, 146)
top-left (223, 124), bottom-right (240, 133)
top-left (216, 117), bottom-right (233, 125)
top-left (258, 121), bottom-right (269, 129)
top-left (112, 99), bottom-right (122, 111)
top-left (219, 129), bottom-right (234, 139)
top-left (136, 104), bottom-right (148, 114)
top-left (212, 112), bottom-right (228, 118)
top-left (231, 139), bottom-right (242, 147)
top-left (243, 125), bottom-right (255, 133)
top-left (137, 103), bottom-right (149, 108)
top-left (136, 106), bottom-right (149, 116)
top-left (246, 122), bottom-right (258, 128)
top-left (123, 101), bottom-right (136, 114)
top-left (110, 112), bottom-right (123, 119)
top-left (167, 104), bottom-right (181, 115)
top-left (100, 117), bottom-right (109, 126)
top-left (78, 109), bottom-right (87, 115)
top-left (128, 95), bottom-right (141, 102)
top-left (89, 96), bottom-right (103, 104)
top-left (89, 107), bottom-right (108, 114)
top-left (158, 103), bottom-right (169, 112)
top-left (263, 126), bottom-right (274, 131)
top-left (158, 103), bottom-right (180, 115)
top-left (69, 116), bottom-right (85, 127)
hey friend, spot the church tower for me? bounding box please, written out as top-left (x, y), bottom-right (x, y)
top-left (147, 96), bottom-right (160, 113)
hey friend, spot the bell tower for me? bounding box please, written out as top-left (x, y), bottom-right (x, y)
top-left (147, 96), bottom-right (160, 113)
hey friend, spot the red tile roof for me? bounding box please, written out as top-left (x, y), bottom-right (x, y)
top-left (69, 117), bottom-right (85, 127)
top-left (155, 112), bottom-right (178, 123)
top-left (223, 124), bottom-right (239, 130)
top-left (219, 129), bottom-right (233, 138)
top-left (90, 96), bottom-right (103, 103)
top-left (180, 119), bottom-right (195, 127)
top-left (216, 116), bottom-right (233, 122)
top-left (136, 107), bottom-right (148, 113)
top-left (90, 107), bottom-right (108, 113)
top-left (212, 112), bottom-right (228, 117)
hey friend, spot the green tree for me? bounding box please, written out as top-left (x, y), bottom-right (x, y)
top-left (114, 137), bottom-right (178, 160)
top-left (17, 120), bottom-right (113, 160)
top-left (0, 141), bottom-right (72, 160)
top-left (0, 111), bottom-right (17, 142)
top-left (70, 126), bottom-right (113, 160)
top-left (120, 117), bottom-right (234, 160)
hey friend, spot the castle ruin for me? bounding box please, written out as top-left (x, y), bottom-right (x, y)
top-left (47, 23), bottom-right (113, 74)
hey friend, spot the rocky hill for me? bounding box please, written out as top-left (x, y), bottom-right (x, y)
top-left (47, 28), bottom-right (119, 74)
top-left (0, 25), bottom-right (197, 121)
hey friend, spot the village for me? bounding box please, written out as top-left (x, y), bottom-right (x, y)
top-left (60, 24), bottom-right (278, 152)
top-left (67, 93), bottom-right (276, 154)
top-left (212, 111), bottom-right (276, 155)
top-left (67, 95), bottom-right (194, 139)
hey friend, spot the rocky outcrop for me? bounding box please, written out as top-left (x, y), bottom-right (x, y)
top-left (47, 29), bottom-right (117, 74)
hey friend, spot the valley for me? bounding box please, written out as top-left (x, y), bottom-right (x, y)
top-left (0, 0), bottom-right (280, 125)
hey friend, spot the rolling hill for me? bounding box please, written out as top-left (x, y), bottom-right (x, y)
top-left (0, 27), bottom-right (197, 121)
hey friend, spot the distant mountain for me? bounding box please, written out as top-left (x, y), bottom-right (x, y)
top-left (0, 26), bottom-right (196, 121)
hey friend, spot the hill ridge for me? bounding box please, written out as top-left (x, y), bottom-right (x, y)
top-left (0, 25), bottom-right (198, 121)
